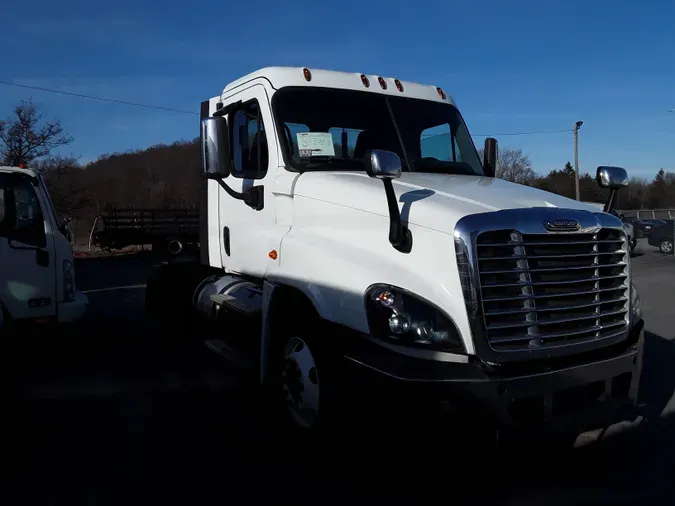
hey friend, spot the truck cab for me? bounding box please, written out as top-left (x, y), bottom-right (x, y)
top-left (148, 67), bottom-right (644, 437)
top-left (0, 166), bottom-right (88, 334)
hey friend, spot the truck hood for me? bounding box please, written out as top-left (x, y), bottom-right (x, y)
top-left (293, 172), bottom-right (598, 234)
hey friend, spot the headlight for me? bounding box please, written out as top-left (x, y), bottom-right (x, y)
top-left (63, 259), bottom-right (75, 302)
top-left (630, 282), bottom-right (641, 324)
top-left (365, 285), bottom-right (464, 353)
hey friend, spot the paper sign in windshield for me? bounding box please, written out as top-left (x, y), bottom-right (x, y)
top-left (296, 132), bottom-right (335, 157)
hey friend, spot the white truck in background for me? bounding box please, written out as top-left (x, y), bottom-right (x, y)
top-left (0, 166), bottom-right (88, 335)
top-left (146, 67), bottom-right (644, 439)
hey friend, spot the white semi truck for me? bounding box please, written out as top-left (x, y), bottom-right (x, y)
top-left (0, 165), bottom-right (88, 335)
top-left (146, 67), bottom-right (644, 437)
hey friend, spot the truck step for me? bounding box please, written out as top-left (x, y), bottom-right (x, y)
top-left (204, 338), bottom-right (257, 375)
top-left (210, 293), bottom-right (260, 317)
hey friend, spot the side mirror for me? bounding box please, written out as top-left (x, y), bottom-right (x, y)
top-left (200, 117), bottom-right (230, 179)
top-left (483, 137), bottom-right (498, 178)
top-left (59, 217), bottom-right (73, 242)
top-left (365, 150), bottom-right (402, 179)
top-left (596, 166), bottom-right (628, 213)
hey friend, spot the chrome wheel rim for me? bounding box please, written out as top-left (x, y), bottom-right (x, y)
top-left (282, 337), bottom-right (320, 430)
top-left (662, 240), bottom-right (673, 254)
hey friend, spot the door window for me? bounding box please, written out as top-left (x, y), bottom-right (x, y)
top-left (0, 176), bottom-right (47, 249)
top-left (231, 100), bottom-right (268, 179)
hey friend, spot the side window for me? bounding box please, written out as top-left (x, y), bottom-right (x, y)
top-left (231, 100), bottom-right (268, 179)
top-left (0, 177), bottom-right (46, 249)
top-left (420, 123), bottom-right (463, 162)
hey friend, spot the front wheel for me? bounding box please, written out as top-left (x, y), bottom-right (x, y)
top-left (282, 336), bottom-right (322, 430)
top-left (661, 238), bottom-right (674, 255)
top-left (273, 320), bottom-right (343, 434)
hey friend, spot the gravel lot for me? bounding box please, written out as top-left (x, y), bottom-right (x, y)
top-left (2, 240), bottom-right (674, 505)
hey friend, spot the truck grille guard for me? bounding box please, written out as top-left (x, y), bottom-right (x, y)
top-left (454, 208), bottom-right (632, 364)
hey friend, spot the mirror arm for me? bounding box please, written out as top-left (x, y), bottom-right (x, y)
top-left (604, 189), bottom-right (618, 214)
top-left (381, 178), bottom-right (412, 253)
top-left (212, 177), bottom-right (264, 211)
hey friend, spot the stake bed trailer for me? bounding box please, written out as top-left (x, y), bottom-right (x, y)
top-left (94, 208), bottom-right (199, 256)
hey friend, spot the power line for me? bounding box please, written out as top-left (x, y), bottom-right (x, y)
top-left (423, 128), bottom-right (573, 139)
top-left (1, 79), bottom-right (576, 137)
top-left (473, 129), bottom-right (573, 137)
top-left (0, 79), bottom-right (198, 115)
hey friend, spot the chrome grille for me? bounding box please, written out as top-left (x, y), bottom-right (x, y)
top-left (476, 228), bottom-right (629, 352)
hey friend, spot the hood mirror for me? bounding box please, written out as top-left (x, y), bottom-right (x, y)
top-left (365, 150), bottom-right (402, 179)
top-left (596, 166), bottom-right (628, 190)
top-left (483, 138), bottom-right (498, 178)
top-left (596, 166), bottom-right (628, 213)
top-left (364, 149), bottom-right (411, 253)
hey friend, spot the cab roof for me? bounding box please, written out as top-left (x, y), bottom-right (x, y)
top-left (0, 165), bottom-right (39, 178)
top-left (222, 66), bottom-right (456, 106)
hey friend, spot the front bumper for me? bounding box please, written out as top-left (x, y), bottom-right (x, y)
top-left (57, 290), bottom-right (89, 324)
top-left (340, 320), bottom-right (644, 434)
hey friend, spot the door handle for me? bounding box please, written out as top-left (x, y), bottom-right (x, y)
top-left (36, 249), bottom-right (49, 267)
top-left (223, 227), bottom-right (230, 256)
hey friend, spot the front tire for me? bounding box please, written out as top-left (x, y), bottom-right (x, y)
top-left (282, 336), bottom-right (322, 430)
top-left (660, 238), bottom-right (674, 255)
top-left (273, 318), bottom-right (341, 434)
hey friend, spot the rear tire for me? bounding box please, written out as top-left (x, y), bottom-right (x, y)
top-left (660, 238), bottom-right (674, 255)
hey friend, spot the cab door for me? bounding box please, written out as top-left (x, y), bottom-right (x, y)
top-left (218, 84), bottom-right (281, 278)
top-left (0, 173), bottom-right (57, 320)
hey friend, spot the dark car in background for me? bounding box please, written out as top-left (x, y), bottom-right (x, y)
top-left (647, 219), bottom-right (674, 254)
top-left (642, 218), bottom-right (667, 228)
top-left (625, 217), bottom-right (656, 238)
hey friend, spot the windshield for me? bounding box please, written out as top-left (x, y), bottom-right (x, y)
top-left (272, 87), bottom-right (484, 176)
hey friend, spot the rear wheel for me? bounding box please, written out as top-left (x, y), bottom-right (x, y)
top-left (660, 238), bottom-right (674, 255)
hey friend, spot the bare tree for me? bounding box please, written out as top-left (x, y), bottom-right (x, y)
top-left (478, 147), bottom-right (536, 184)
top-left (36, 155), bottom-right (90, 216)
top-left (0, 99), bottom-right (73, 166)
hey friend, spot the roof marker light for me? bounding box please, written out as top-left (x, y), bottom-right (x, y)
top-left (394, 79), bottom-right (404, 92)
top-left (360, 74), bottom-right (370, 87)
top-left (378, 77), bottom-right (387, 90)
top-left (303, 68), bottom-right (312, 81)
top-left (436, 87), bottom-right (446, 99)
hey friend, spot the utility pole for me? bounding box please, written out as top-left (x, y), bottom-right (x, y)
top-left (573, 121), bottom-right (583, 201)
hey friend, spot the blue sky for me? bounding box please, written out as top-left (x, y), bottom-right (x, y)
top-left (1, 0), bottom-right (673, 178)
